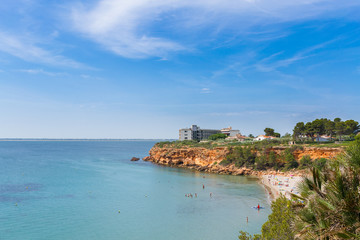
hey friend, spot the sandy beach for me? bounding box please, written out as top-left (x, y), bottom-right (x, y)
top-left (261, 174), bottom-right (303, 200)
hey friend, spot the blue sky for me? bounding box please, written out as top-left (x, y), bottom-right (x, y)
top-left (0, 0), bottom-right (360, 138)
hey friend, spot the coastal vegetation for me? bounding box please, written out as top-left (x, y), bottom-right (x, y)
top-left (219, 145), bottom-right (324, 171)
top-left (154, 137), bottom-right (350, 150)
top-left (264, 128), bottom-right (281, 138)
top-left (293, 118), bottom-right (359, 142)
top-left (239, 135), bottom-right (360, 239)
top-left (207, 133), bottom-right (227, 140)
top-left (239, 196), bottom-right (295, 240)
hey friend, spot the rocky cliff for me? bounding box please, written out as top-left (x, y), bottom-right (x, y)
top-left (143, 145), bottom-right (343, 176)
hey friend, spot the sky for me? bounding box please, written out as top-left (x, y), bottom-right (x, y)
top-left (0, 0), bottom-right (360, 139)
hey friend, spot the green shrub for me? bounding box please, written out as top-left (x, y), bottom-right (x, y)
top-left (156, 141), bottom-right (172, 148)
top-left (282, 149), bottom-right (299, 170)
top-left (223, 146), bottom-right (256, 168)
top-left (267, 151), bottom-right (277, 168)
top-left (220, 159), bottom-right (232, 166)
top-left (313, 158), bottom-right (327, 170)
top-left (238, 231), bottom-right (261, 240)
top-left (208, 133), bottom-right (227, 140)
top-left (255, 155), bottom-right (267, 170)
top-left (299, 155), bottom-right (312, 169)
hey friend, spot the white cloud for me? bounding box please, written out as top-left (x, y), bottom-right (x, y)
top-left (0, 31), bottom-right (84, 68)
top-left (201, 87), bottom-right (211, 93)
top-left (68, 0), bottom-right (360, 59)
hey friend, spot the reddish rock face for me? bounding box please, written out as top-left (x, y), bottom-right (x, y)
top-left (147, 147), bottom-right (229, 167)
top-left (268, 146), bottom-right (343, 160)
top-left (143, 146), bottom-right (343, 176)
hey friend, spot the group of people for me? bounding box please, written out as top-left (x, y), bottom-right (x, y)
top-left (185, 193), bottom-right (197, 198)
top-left (185, 184), bottom-right (213, 198)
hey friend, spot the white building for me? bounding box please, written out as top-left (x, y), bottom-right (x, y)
top-left (179, 125), bottom-right (220, 141)
top-left (254, 135), bottom-right (277, 141)
top-left (179, 125), bottom-right (240, 141)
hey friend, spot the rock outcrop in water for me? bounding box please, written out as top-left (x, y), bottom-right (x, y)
top-left (143, 145), bottom-right (343, 176)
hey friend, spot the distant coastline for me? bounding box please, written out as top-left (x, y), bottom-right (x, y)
top-left (0, 138), bottom-right (175, 141)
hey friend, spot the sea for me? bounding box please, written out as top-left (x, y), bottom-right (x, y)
top-left (0, 140), bottom-right (271, 240)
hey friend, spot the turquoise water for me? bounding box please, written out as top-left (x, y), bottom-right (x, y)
top-left (0, 141), bottom-right (271, 240)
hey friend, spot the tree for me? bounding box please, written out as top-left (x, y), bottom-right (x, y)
top-left (344, 119), bottom-right (360, 135)
top-left (238, 231), bottom-right (261, 240)
top-left (274, 132), bottom-right (281, 138)
top-left (261, 196), bottom-right (295, 240)
top-left (264, 128), bottom-right (280, 137)
top-left (304, 122), bottom-right (316, 141)
top-left (255, 155), bottom-right (267, 170)
top-left (282, 133), bottom-right (292, 138)
top-left (335, 121), bottom-right (347, 141)
top-left (248, 134), bottom-right (254, 138)
top-left (334, 117), bottom-right (341, 123)
top-left (267, 151), bottom-right (277, 169)
top-left (283, 151), bottom-right (298, 170)
top-left (208, 133), bottom-right (227, 140)
top-left (293, 122), bottom-right (305, 141)
top-left (324, 120), bottom-right (335, 137)
top-left (312, 118), bottom-right (327, 142)
top-left (222, 146), bottom-right (256, 168)
top-left (264, 128), bottom-right (275, 137)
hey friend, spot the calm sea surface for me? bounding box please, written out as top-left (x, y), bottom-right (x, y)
top-left (0, 141), bottom-right (271, 240)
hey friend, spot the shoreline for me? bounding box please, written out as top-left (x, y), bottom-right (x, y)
top-left (259, 174), bottom-right (303, 200)
top-left (144, 158), bottom-right (304, 201)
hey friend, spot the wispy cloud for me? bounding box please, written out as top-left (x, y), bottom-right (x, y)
top-left (211, 38), bottom-right (339, 81)
top-left (17, 69), bottom-right (65, 76)
top-left (255, 39), bottom-right (338, 72)
top-left (68, 0), bottom-right (360, 59)
top-left (0, 31), bottom-right (84, 68)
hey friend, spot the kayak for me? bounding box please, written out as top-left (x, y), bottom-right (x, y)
top-left (252, 206), bottom-right (265, 209)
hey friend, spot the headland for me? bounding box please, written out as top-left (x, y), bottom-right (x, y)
top-left (143, 142), bottom-right (343, 199)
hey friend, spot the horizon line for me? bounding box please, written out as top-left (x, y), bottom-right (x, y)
top-left (0, 138), bottom-right (176, 141)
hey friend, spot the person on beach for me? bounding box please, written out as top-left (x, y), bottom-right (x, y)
top-left (210, 192), bottom-right (212, 198)
top-left (195, 193), bottom-right (197, 198)
top-left (257, 204), bottom-right (260, 209)
top-left (246, 217), bottom-right (248, 223)
top-left (203, 184), bottom-right (205, 189)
